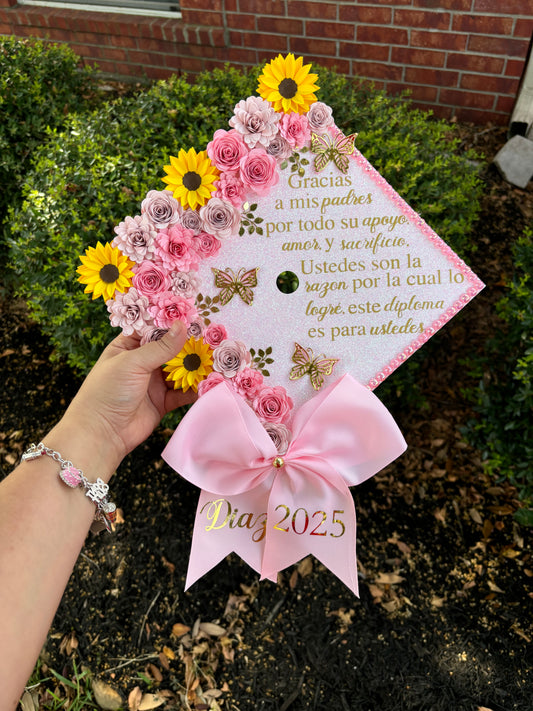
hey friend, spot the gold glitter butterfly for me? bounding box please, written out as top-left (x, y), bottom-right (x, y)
top-left (289, 342), bottom-right (339, 391)
top-left (311, 131), bottom-right (357, 174)
top-left (212, 267), bottom-right (259, 306)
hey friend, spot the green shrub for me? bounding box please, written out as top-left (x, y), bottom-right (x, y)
top-left (0, 37), bottom-right (93, 226)
top-left (463, 227), bottom-right (533, 511)
top-left (8, 64), bottom-right (482, 380)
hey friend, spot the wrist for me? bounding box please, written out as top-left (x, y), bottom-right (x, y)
top-left (46, 413), bottom-right (124, 484)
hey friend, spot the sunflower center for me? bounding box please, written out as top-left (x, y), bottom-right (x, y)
top-left (278, 78), bottom-right (298, 99)
top-left (99, 264), bottom-right (120, 283)
top-left (182, 171), bottom-right (202, 191)
top-left (183, 353), bottom-right (202, 371)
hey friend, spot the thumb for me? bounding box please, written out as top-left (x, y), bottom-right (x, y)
top-left (133, 320), bottom-right (188, 373)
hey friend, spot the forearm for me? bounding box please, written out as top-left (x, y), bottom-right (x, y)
top-left (0, 418), bottom-right (118, 709)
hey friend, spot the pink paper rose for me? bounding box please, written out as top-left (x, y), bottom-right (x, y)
top-left (279, 112), bottom-right (311, 149)
top-left (233, 367), bottom-right (264, 399)
top-left (197, 371), bottom-right (225, 397)
top-left (133, 261), bottom-right (169, 298)
top-left (262, 422), bottom-right (292, 455)
top-left (307, 101), bottom-right (335, 134)
top-left (149, 292), bottom-right (197, 329)
top-left (253, 386), bottom-right (293, 423)
top-left (141, 190), bottom-right (181, 229)
top-left (106, 287), bottom-right (152, 336)
top-left (191, 231), bottom-right (222, 259)
top-left (155, 224), bottom-right (198, 272)
top-left (214, 173), bottom-right (247, 208)
top-left (207, 128), bottom-right (248, 173)
top-left (212, 339), bottom-right (251, 378)
top-left (239, 148), bottom-right (279, 196)
top-left (113, 215), bottom-right (157, 263)
top-left (199, 197), bottom-right (241, 239)
top-left (229, 96), bottom-right (280, 149)
top-left (203, 322), bottom-right (228, 348)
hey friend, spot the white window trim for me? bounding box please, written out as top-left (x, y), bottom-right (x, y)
top-left (18, 0), bottom-right (181, 18)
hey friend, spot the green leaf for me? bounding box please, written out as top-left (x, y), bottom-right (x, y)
top-left (514, 508), bottom-right (533, 527)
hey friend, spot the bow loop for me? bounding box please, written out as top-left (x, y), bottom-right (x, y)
top-left (162, 375), bottom-right (407, 594)
top-left (163, 382), bottom-right (277, 496)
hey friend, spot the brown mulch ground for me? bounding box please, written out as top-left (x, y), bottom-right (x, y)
top-left (1, 123), bottom-right (532, 711)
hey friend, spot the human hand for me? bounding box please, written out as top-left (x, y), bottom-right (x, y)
top-left (56, 321), bottom-right (196, 474)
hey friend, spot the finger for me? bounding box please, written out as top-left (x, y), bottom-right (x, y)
top-left (95, 332), bottom-right (142, 365)
top-left (165, 387), bottom-right (198, 413)
top-left (131, 320), bottom-right (187, 373)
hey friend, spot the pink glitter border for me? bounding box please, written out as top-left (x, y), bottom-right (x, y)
top-left (349, 149), bottom-right (485, 390)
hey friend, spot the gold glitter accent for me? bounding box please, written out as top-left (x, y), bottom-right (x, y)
top-left (272, 456), bottom-right (285, 468)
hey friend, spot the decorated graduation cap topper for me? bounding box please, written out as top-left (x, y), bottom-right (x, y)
top-left (78, 54), bottom-right (483, 593)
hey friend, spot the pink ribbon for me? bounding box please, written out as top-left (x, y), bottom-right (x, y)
top-left (162, 374), bottom-right (407, 594)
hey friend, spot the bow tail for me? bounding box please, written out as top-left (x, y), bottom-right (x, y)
top-left (261, 464), bottom-right (359, 595)
top-left (185, 480), bottom-right (277, 589)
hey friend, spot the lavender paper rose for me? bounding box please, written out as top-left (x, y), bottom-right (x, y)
top-left (199, 197), bottom-right (241, 239)
top-left (141, 190), bottom-right (181, 229)
top-left (212, 339), bottom-right (251, 378)
top-left (262, 422), bottom-right (292, 455)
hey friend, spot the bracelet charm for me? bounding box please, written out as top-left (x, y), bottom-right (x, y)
top-left (60, 466), bottom-right (82, 488)
top-left (21, 442), bottom-right (117, 534)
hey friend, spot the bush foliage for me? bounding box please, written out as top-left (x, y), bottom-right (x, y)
top-left (8, 64), bottom-right (482, 378)
top-left (0, 36), bottom-right (93, 226)
top-left (464, 227), bottom-right (533, 511)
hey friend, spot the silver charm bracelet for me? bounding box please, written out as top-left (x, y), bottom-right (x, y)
top-left (22, 442), bottom-right (117, 533)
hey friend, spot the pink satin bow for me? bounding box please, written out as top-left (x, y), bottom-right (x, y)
top-left (162, 374), bottom-right (407, 594)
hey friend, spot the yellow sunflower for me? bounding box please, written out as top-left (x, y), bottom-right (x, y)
top-left (164, 336), bottom-right (214, 392)
top-left (77, 241), bottom-right (135, 301)
top-left (162, 147), bottom-right (219, 210)
top-left (257, 53), bottom-right (319, 114)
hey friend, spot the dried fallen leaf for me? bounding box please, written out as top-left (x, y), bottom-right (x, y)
top-left (163, 645), bottom-right (175, 660)
top-left (367, 583), bottom-right (384, 602)
top-left (388, 536), bottom-right (411, 557)
top-left (431, 595), bottom-right (446, 608)
top-left (59, 630), bottom-right (78, 655)
top-left (297, 556), bottom-right (313, 577)
top-left (487, 580), bottom-right (504, 593)
top-left (434, 506), bottom-right (447, 524)
top-left (199, 621), bottom-right (226, 637)
top-left (469, 508), bottom-right (483, 524)
top-left (172, 622), bottom-right (191, 637)
top-left (158, 652), bottom-right (170, 671)
top-left (92, 679), bottom-right (123, 710)
top-left (19, 690), bottom-right (38, 711)
top-left (487, 504), bottom-right (514, 515)
top-left (147, 663), bottom-right (163, 682)
top-left (382, 598), bottom-right (402, 612)
top-left (161, 555), bottom-right (175, 574)
top-left (374, 572), bottom-right (405, 585)
top-left (482, 519), bottom-right (493, 539)
top-left (289, 568), bottom-right (299, 590)
top-left (128, 686), bottom-right (142, 711)
top-left (501, 547), bottom-right (521, 559)
top-left (138, 693), bottom-right (166, 710)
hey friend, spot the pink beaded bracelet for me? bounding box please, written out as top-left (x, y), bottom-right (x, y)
top-left (22, 442), bottom-right (117, 533)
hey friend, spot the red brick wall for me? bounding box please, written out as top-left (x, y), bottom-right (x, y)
top-left (1, 0), bottom-right (532, 125)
